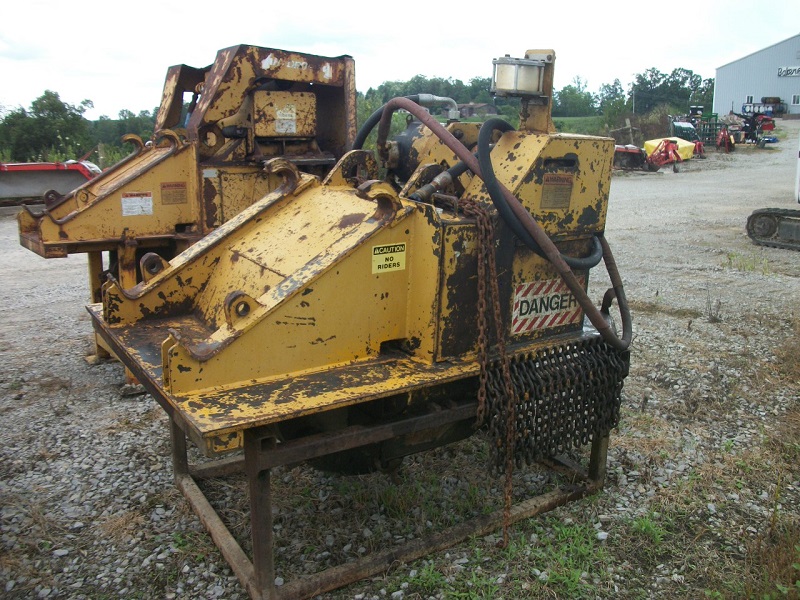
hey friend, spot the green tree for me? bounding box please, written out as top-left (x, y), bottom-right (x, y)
top-left (690, 77), bottom-right (715, 112)
top-left (553, 77), bottom-right (598, 117)
top-left (365, 75), bottom-right (495, 108)
top-left (629, 67), bottom-right (709, 114)
top-left (0, 90), bottom-right (93, 161)
top-left (468, 77), bottom-right (493, 104)
top-left (598, 79), bottom-right (629, 126)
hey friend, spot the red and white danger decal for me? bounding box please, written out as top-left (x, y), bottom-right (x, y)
top-left (512, 278), bottom-right (583, 335)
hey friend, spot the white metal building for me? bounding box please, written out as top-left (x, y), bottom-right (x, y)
top-left (713, 34), bottom-right (800, 117)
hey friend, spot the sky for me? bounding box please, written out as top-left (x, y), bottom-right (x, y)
top-left (1, 1), bottom-right (798, 121)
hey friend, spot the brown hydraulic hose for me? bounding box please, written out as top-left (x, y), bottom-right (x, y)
top-left (376, 97), bottom-right (631, 351)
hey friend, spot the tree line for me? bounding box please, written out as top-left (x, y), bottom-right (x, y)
top-left (0, 91), bottom-right (158, 166)
top-left (0, 66), bottom-right (714, 165)
top-left (554, 68), bottom-right (715, 123)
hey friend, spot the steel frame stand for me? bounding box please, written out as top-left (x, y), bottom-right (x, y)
top-left (168, 411), bottom-right (609, 600)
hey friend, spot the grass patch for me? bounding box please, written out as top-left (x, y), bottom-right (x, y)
top-left (410, 561), bottom-right (449, 594)
top-left (171, 529), bottom-right (218, 562)
top-left (725, 251), bottom-right (771, 274)
top-left (553, 116), bottom-right (605, 135)
top-left (405, 518), bottom-right (616, 599)
top-left (628, 298), bottom-right (703, 319)
top-left (631, 513), bottom-right (668, 546)
top-left (526, 518), bottom-right (613, 598)
top-left (742, 522), bottom-right (800, 599)
top-left (99, 510), bottom-right (146, 542)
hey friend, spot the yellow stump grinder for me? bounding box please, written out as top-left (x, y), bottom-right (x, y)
top-left (44, 46), bottom-right (632, 599)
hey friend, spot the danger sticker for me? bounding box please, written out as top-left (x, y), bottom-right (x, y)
top-left (121, 192), bottom-right (153, 216)
top-left (512, 278), bottom-right (583, 335)
top-left (372, 243), bottom-right (406, 274)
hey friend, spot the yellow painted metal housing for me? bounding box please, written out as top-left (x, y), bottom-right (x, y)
top-left (92, 117), bottom-right (615, 455)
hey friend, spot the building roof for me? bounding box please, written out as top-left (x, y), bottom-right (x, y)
top-left (716, 33), bottom-right (800, 70)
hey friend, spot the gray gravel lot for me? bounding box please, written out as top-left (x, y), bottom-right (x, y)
top-left (1, 121), bottom-right (799, 599)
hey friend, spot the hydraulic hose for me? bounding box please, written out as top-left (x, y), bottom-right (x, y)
top-left (376, 97), bottom-right (631, 352)
top-left (354, 94), bottom-right (461, 150)
top-left (477, 118), bottom-right (603, 270)
top-left (408, 158), bottom-right (472, 203)
top-left (354, 95), bottom-right (420, 150)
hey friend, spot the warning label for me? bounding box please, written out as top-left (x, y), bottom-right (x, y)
top-left (161, 182), bottom-right (188, 205)
top-left (372, 243), bottom-right (406, 274)
top-left (541, 173), bottom-right (573, 209)
top-left (121, 192), bottom-right (153, 216)
top-left (511, 278), bottom-right (583, 335)
top-left (276, 104), bottom-right (297, 134)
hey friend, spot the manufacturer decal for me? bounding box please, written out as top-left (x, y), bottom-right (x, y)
top-left (372, 243), bottom-right (406, 274)
top-left (121, 192), bottom-right (153, 216)
top-left (512, 278), bottom-right (583, 334)
top-left (262, 54), bottom-right (279, 70)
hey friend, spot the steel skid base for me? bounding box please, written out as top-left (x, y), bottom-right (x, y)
top-left (167, 406), bottom-right (610, 600)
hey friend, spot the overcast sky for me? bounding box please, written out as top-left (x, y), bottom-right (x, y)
top-left (1, 1), bottom-right (797, 120)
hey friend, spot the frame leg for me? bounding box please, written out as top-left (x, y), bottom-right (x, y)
top-left (170, 417), bottom-right (189, 480)
top-left (245, 429), bottom-right (276, 599)
top-left (588, 434), bottom-right (609, 483)
top-left (87, 252), bottom-right (113, 360)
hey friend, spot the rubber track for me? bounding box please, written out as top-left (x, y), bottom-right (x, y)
top-left (746, 208), bottom-right (800, 251)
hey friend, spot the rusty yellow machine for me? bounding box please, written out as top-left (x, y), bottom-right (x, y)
top-left (18, 45), bottom-right (357, 301)
top-left (89, 49), bottom-right (631, 599)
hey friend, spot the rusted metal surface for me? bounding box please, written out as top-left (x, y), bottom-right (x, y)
top-left (486, 134), bottom-right (614, 237)
top-left (19, 45), bottom-right (358, 363)
top-left (187, 46), bottom-right (353, 138)
top-left (155, 64), bottom-right (209, 132)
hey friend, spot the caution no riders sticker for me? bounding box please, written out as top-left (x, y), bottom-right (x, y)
top-left (512, 278), bottom-right (583, 334)
top-left (372, 243), bottom-right (406, 274)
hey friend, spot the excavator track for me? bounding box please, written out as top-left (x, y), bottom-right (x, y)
top-left (746, 208), bottom-right (800, 251)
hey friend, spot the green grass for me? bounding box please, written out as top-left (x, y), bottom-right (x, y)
top-left (523, 518), bottom-right (613, 597)
top-left (631, 514), bottom-right (668, 545)
top-left (411, 561), bottom-right (448, 593)
top-left (724, 251), bottom-right (771, 274)
top-left (553, 116), bottom-right (606, 135)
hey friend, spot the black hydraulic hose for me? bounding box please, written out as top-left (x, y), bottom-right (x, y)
top-left (408, 158), bottom-right (472, 202)
top-left (354, 95), bottom-right (420, 150)
top-left (376, 97), bottom-right (631, 351)
top-left (477, 118), bottom-right (603, 271)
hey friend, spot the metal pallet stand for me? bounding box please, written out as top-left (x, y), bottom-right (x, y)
top-left (168, 412), bottom-right (609, 600)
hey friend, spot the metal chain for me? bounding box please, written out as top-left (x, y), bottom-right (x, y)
top-left (442, 195), bottom-right (517, 546)
top-left (486, 337), bottom-right (627, 467)
top-left (436, 195), bottom-right (629, 547)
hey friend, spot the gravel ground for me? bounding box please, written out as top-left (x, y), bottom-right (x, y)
top-left (1, 121), bottom-right (799, 600)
